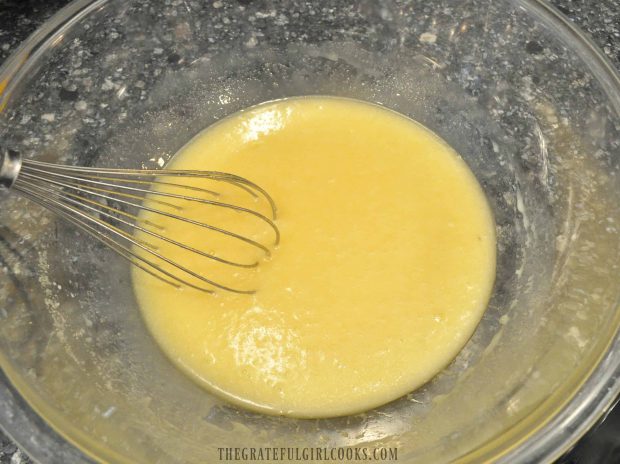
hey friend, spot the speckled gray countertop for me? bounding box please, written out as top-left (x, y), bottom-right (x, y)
top-left (0, 1), bottom-right (618, 463)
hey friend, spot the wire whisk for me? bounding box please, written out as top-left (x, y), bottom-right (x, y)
top-left (0, 147), bottom-right (279, 294)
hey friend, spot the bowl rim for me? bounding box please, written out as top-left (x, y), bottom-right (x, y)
top-left (0, 0), bottom-right (619, 463)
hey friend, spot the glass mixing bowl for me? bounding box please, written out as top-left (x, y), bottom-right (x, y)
top-left (0, 0), bottom-right (619, 462)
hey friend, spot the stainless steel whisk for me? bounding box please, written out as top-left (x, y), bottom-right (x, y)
top-left (0, 147), bottom-right (279, 294)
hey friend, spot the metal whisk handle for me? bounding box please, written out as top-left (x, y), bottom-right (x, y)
top-left (0, 147), bottom-right (22, 190)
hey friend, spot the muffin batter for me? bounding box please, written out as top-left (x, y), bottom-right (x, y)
top-left (132, 97), bottom-right (496, 417)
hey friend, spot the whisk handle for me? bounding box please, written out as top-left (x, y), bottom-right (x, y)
top-left (0, 146), bottom-right (22, 190)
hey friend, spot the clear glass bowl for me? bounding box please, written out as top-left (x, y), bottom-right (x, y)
top-left (0, 0), bottom-right (619, 462)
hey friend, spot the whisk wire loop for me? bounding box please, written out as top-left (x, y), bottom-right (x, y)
top-left (2, 152), bottom-right (279, 294)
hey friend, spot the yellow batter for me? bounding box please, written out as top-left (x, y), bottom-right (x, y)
top-left (132, 97), bottom-right (496, 418)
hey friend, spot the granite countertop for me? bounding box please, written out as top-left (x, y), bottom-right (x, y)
top-left (0, 1), bottom-right (619, 463)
